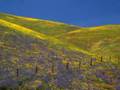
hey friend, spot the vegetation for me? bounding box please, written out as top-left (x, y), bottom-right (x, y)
top-left (0, 13), bottom-right (120, 90)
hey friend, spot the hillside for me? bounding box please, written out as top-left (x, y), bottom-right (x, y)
top-left (58, 25), bottom-right (120, 57)
top-left (0, 13), bottom-right (80, 36)
top-left (0, 13), bottom-right (120, 90)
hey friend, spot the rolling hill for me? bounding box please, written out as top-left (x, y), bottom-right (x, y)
top-left (0, 13), bottom-right (80, 36)
top-left (0, 13), bottom-right (120, 90)
top-left (58, 25), bottom-right (120, 57)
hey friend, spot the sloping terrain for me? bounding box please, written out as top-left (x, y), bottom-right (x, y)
top-left (0, 13), bottom-right (93, 56)
top-left (0, 13), bottom-right (120, 90)
top-left (58, 25), bottom-right (120, 57)
top-left (0, 13), bottom-right (80, 36)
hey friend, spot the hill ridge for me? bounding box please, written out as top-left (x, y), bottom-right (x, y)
top-left (0, 18), bottom-right (94, 56)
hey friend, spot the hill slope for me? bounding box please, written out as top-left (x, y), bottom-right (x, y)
top-left (0, 13), bottom-right (120, 90)
top-left (0, 13), bottom-right (80, 36)
top-left (58, 25), bottom-right (120, 57)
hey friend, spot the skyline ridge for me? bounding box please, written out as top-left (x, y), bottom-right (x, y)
top-left (0, 12), bottom-right (120, 27)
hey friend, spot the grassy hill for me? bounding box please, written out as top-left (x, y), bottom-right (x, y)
top-left (0, 13), bottom-right (120, 90)
top-left (0, 13), bottom-right (80, 36)
top-left (58, 25), bottom-right (120, 57)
